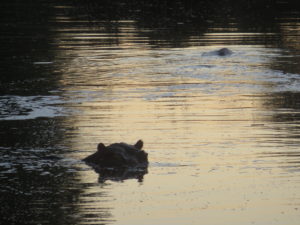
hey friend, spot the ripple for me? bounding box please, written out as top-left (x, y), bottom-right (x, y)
top-left (0, 95), bottom-right (68, 120)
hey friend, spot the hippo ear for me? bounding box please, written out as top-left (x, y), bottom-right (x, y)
top-left (97, 143), bottom-right (106, 152)
top-left (134, 140), bottom-right (143, 149)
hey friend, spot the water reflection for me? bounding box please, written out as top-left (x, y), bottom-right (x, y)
top-left (256, 92), bottom-right (300, 172)
top-left (0, 153), bottom-right (81, 225)
top-left (1, 1), bottom-right (300, 225)
top-left (94, 167), bottom-right (148, 183)
top-left (0, 117), bottom-right (114, 225)
top-left (0, 95), bottom-right (66, 120)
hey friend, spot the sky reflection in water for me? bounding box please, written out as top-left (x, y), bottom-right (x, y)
top-left (1, 2), bottom-right (300, 225)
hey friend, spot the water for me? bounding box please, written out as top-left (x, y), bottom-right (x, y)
top-left (1, 1), bottom-right (300, 225)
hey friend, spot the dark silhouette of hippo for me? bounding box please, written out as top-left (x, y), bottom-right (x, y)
top-left (83, 140), bottom-right (148, 168)
top-left (202, 48), bottom-right (233, 56)
top-left (216, 48), bottom-right (232, 56)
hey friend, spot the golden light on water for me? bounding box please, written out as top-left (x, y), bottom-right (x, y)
top-left (52, 17), bottom-right (300, 225)
top-left (2, 2), bottom-right (300, 225)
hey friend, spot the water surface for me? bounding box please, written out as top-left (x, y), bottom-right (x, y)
top-left (1, 1), bottom-right (300, 225)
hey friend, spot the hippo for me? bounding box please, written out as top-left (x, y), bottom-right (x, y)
top-left (83, 140), bottom-right (148, 169)
top-left (216, 48), bottom-right (233, 56)
top-left (202, 48), bottom-right (233, 56)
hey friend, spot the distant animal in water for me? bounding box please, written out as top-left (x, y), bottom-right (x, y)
top-left (202, 48), bottom-right (233, 56)
top-left (216, 48), bottom-right (233, 56)
top-left (83, 140), bottom-right (148, 168)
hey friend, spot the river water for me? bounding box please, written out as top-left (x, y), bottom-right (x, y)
top-left (1, 1), bottom-right (300, 225)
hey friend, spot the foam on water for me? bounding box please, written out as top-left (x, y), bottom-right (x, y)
top-left (0, 95), bottom-right (67, 120)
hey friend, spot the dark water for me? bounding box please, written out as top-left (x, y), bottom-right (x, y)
top-left (1, 1), bottom-right (300, 224)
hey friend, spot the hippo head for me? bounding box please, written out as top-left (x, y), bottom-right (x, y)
top-left (98, 139), bottom-right (143, 152)
top-left (217, 48), bottom-right (232, 56)
top-left (84, 140), bottom-right (148, 168)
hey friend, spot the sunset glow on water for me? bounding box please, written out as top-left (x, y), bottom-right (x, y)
top-left (1, 2), bottom-right (300, 225)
